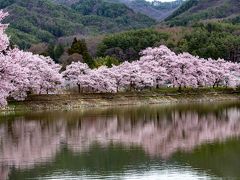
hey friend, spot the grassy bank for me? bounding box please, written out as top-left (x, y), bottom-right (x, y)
top-left (2, 87), bottom-right (240, 112)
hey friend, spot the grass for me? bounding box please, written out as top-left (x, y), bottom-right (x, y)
top-left (22, 87), bottom-right (240, 100)
top-left (2, 87), bottom-right (239, 112)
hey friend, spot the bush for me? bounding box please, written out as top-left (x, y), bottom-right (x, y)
top-left (97, 29), bottom-right (169, 61)
top-left (94, 56), bottom-right (120, 68)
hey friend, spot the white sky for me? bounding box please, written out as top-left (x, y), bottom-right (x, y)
top-left (146, 0), bottom-right (176, 2)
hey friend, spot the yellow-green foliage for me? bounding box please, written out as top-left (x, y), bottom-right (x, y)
top-left (94, 56), bottom-right (120, 68)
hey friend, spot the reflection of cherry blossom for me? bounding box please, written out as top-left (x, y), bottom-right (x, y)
top-left (66, 108), bottom-right (240, 158)
top-left (0, 166), bottom-right (9, 180)
top-left (1, 105), bottom-right (240, 180)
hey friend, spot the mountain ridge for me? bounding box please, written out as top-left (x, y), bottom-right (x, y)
top-left (166, 0), bottom-right (240, 26)
top-left (1, 0), bottom-right (155, 49)
top-left (53, 0), bottom-right (185, 21)
top-left (114, 0), bottom-right (184, 21)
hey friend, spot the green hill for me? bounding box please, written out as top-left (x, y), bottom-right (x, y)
top-left (114, 0), bottom-right (184, 21)
top-left (166, 0), bottom-right (240, 26)
top-left (1, 0), bottom-right (155, 49)
top-left (53, 0), bottom-right (185, 21)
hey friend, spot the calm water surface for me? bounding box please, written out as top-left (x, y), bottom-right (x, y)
top-left (1, 102), bottom-right (240, 180)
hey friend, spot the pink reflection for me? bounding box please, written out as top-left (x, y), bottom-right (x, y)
top-left (66, 109), bottom-right (240, 158)
top-left (0, 107), bottom-right (240, 179)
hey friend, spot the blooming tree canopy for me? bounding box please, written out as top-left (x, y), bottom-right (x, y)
top-left (0, 10), bottom-right (62, 107)
top-left (63, 45), bottom-right (240, 93)
top-left (0, 10), bottom-right (9, 52)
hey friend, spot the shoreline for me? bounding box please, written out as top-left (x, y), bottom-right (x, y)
top-left (2, 90), bottom-right (240, 112)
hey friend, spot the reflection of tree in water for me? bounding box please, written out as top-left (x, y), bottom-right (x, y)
top-left (0, 103), bottom-right (240, 179)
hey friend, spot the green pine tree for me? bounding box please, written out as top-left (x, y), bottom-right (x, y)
top-left (68, 38), bottom-right (94, 68)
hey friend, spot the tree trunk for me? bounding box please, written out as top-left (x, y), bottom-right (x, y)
top-left (78, 84), bottom-right (81, 94)
top-left (178, 86), bottom-right (182, 92)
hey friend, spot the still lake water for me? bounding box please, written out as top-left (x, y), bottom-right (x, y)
top-left (1, 102), bottom-right (240, 180)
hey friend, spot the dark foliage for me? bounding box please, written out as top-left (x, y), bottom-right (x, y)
top-left (68, 38), bottom-right (94, 68)
top-left (97, 29), bottom-right (169, 62)
top-left (165, 0), bottom-right (240, 26)
top-left (2, 0), bottom-right (156, 49)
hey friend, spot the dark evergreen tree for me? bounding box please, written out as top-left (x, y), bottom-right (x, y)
top-left (68, 38), bottom-right (94, 68)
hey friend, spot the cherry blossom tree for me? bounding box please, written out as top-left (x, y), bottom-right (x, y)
top-left (140, 45), bottom-right (240, 89)
top-left (91, 66), bottom-right (118, 93)
top-left (62, 62), bottom-right (91, 93)
top-left (0, 10), bottom-right (62, 107)
top-left (63, 45), bottom-right (240, 93)
top-left (0, 10), bottom-right (9, 52)
top-left (0, 54), bottom-right (28, 106)
top-left (8, 49), bottom-right (62, 94)
top-left (63, 46), bottom-right (240, 93)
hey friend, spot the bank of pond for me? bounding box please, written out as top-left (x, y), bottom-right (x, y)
top-left (2, 87), bottom-right (240, 112)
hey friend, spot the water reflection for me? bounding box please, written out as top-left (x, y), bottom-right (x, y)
top-left (1, 102), bottom-right (240, 179)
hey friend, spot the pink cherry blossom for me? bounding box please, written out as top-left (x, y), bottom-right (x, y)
top-left (63, 45), bottom-right (240, 93)
top-left (0, 10), bottom-right (9, 52)
top-left (0, 11), bottom-right (62, 107)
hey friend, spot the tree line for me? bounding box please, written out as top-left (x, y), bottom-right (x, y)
top-left (1, 10), bottom-right (240, 108)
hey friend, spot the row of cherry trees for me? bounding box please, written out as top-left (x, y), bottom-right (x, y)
top-left (63, 46), bottom-right (240, 93)
top-left (0, 11), bottom-right (62, 107)
top-left (1, 10), bottom-right (240, 107)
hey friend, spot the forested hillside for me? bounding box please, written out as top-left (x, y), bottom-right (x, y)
top-left (53, 0), bottom-right (184, 21)
top-left (115, 0), bottom-right (184, 21)
top-left (95, 22), bottom-right (240, 64)
top-left (3, 0), bottom-right (240, 65)
top-left (1, 0), bottom-right (155, 49)
top-left (166, 0), bottom-right (240, 26)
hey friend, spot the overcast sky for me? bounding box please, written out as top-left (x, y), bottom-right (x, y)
top-left (146, 0), bottom-right (176, 2)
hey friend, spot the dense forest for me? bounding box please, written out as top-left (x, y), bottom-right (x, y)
top-left (96, 29), bottom-right (169, 62)
top-left (1, 0), bottom-right (155, 49)
top-left (166, 0), bottom-right (240, 26)
top-left (114, 0), bottom-right (184, 20)
top-left (2, 0), bottom-right (240, 66)
top-left (40, 22), bottom-right (240, 68)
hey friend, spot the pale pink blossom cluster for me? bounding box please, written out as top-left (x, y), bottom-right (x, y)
top-left (0, 10), bottom-right (9, 52)
top-left (0, 11), bottom-right (62, 107)
top-left (63, 45), bottom-right (240, 93)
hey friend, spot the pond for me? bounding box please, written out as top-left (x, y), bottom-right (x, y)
top-left (1, 102), bottom-right (240, 180)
